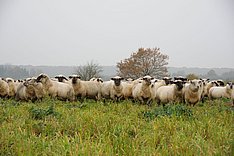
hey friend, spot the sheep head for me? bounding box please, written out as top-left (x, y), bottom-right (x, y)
top-left (69, 75), bottom-right (81, 84)
top-left (111, 76), bottom-right (124, 86)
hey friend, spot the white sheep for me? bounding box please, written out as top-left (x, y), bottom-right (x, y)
top-left (202, 80), bottom-right (218, 99)
top-left (27, 78), bottom-right (46, 101)
top-left (69, 75), bottom-right (101, 101)
top-left (37, 73), bottom-right (75, 101)
top-left (132, 75), bottom-right (153, 104)
top-left (0, 78), bottom-right (9, 98)
top-left (121, 80), bottom-right (134, 99)
top-left (209, 82), bottom-right (233, 100)
top-left (15, 80), bottom-right (36, 101)
top-left (89, 77), bottom-right (104, 83)
top-left (150, 79), bottom-right (166, 101)
top-left (6, 78), bottom-right (16, 98)
top-left (184, 79), bottom-right (203, 105)
top-left (155, 80), bottom-right (184, 105)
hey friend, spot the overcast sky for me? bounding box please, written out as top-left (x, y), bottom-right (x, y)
top-left (0, 0), bottom-right (233, 68)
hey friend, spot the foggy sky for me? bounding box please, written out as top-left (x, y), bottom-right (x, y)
top-left (0, 0), bottom-right (233, 68)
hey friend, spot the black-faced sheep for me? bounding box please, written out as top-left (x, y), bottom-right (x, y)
top-left (155, 80), bottom-right (184, 105)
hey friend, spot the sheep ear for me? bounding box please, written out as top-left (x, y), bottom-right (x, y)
top-left (120, 77), bottom-right (124, 80)
top-left (111, 78), bottom-right (115, 80)
top-left (63, 76), bottom-right (68, 81)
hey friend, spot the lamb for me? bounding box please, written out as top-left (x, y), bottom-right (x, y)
top-left (208, 82), bottom-right (233, 100)
top-left (37, 73), bottom-right (75, 101)
top-left (132, 75), bottom-right (153, 104)
top-left (184, 79), bottom-right (203, 105)
top-left (155, 80), bottom-right (184, 105)
top-left (69, 75), bottom-right (101, 101)
top-left (0, 78), bottom-right (9, 98)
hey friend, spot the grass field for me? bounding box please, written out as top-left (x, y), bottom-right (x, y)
top-left (0, 98), bottom-right (233, 155)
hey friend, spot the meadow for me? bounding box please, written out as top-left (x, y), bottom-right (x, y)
top-left (0, 98), bottom-right (233, 155)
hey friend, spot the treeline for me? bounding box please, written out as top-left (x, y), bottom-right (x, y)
top-left (1, 65), bottom-right (234, 81)
top-left (171, 69), bottom-right (234, 81)
top-left (0, 65), bottom-right (42, 79)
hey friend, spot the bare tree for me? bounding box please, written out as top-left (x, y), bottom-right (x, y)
top-left (75, 61), bottom-right (103, 80)
top-left (117, 48), bottom-right (169, 79)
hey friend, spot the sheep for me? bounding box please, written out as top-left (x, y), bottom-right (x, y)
top-left (208, 82), bottom-right (233, 100)
top-left (69, 75), bottom-right (101, 101)
top-left (155, 80), bottom-right (184, 105)
top-left (37, 73), bottom-right (75, 101)
top-left (54, 75), bottom-right (69, 83)
top-left (216, 79), bottom-right (225, 86)
top-left (132, 75), bottom-right (153, 104)
top-left (0, 78), bottom-right (9, 98)
top-left (14, 80), bottom-right (23, 90)
top-left (109, 76), bottom-right (124, 101)
top-left (27, 78), bottom-right (46, 101)
top-left (89, 77), bottom-right (104, 83)
top-left (100, 80), bottom-right (113, 99)
top-left (162, 77), bottom-right (173, 85)
top-left (201, 80), bottom-right (218, 101)
top-left (174, 76), bottom-right (188, 82)
top-left (15, 79), bottom-right (36, 102)
top-left (100, 76), bottom-right (124, 101)
top-left (5, 78), bottom-right (16, 98)
top-left (184, 79), bottom-right (203, 106)
top-left (150, 79), bottom-right (167, 100)
top-left (121, 79), bottom-right (135, 99)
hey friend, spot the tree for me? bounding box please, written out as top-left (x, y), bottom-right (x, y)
top-left (117, 48), bottom-right (169, 79)
top-left (186, 73), bottom-right (199, 80)
top-left (74, 61), bottom-right (103, 80)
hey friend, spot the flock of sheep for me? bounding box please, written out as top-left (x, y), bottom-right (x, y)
top-left (0, 73), bottom-right (234, 106)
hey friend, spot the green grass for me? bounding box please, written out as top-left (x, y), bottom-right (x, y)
top-left (0, 98), bottom-right (233, 155)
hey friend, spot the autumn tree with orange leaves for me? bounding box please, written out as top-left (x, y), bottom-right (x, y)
top-left (117, 48), bottom-right (169, 79)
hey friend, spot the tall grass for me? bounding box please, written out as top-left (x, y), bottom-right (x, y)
top-left (0, 98), bottom-right (233, 155)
